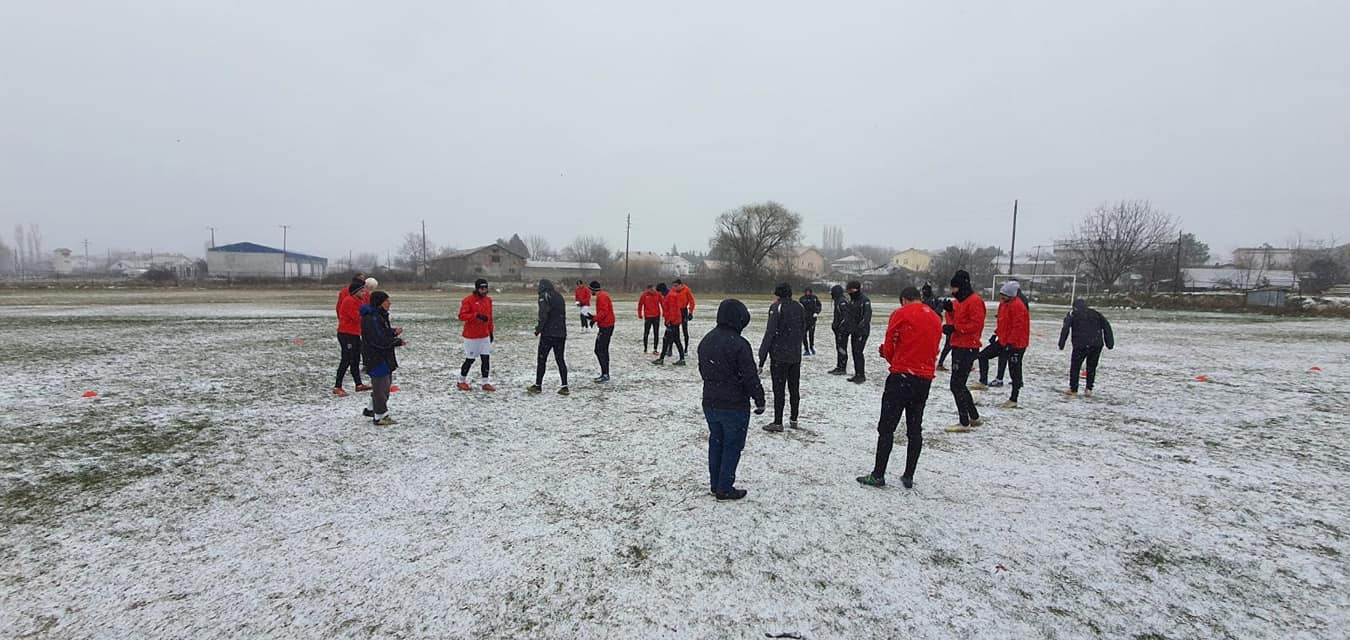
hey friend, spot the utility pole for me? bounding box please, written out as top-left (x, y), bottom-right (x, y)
top-left (421, 219), bottom-right (428, 282)
top-left (623, 213), bottom-right (631, 291)
top-left (1174, 230), bottom-right (1184, 295)
top-left (207, 226), bottom-right (217, 248)
top-left (1008, 199), bottom-right (1018, 275)
top-left (82, 238), bottom-right (90, 262)
top-left (279, 224), bottom-right (290, 281)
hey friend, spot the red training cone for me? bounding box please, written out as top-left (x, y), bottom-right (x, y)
top-left (390, 385), bottom-right (400, 392)
top-left (1195, 375), bottom-right (1209, 382)
top-left (292, 339), bottom-right (305, 345)
top-left (81, 391), bottom-right (98, 398)
top-left (1310, 367), bottom-right (1322, 372)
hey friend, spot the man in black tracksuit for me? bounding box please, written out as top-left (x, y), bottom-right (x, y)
top-left (799, 288), bottom-right (822, 356)
top-left (530, 279), bottom-right (570, 395)
top-left (758, 283), bottom-right (806, 431)
top-left (845, 280), bottom-right (872, 384)
top-left (827, 284), bottom-right (853, 375)
top-left (1059, 298), bottom-right (1114, 395)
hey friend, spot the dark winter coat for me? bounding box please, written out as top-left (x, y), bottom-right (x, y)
top-left (847, 291), bottom-right (872, 338)
top-left (360, 303), bottom-right (404, 375)
top-left (698, 299), bottom-right (766, 411)
top-left (1059, 299), bottom-right (1114, 350)
top-left (922, 293), bottom-right (942, 315)
top-left (535, 279), bottom-right (568, 338)
top-left (758, 298), bottom-right (805, 366)
top-left (830, 285), bottom-right (852, 333)
top-left (799, 293), bottom-right (822, 318)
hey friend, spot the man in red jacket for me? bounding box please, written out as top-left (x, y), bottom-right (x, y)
top-left (942, 270), bottom-right (987, 432)
top-left (671, 279), bottom-right (696, 352)
top-left (652, 282), bottom-right (687, 365)
top-left (574, 280), bottom-right (594, 332)
top-left (857, 286), bottom-right (942, 489)
top-left (590, 281), bottom-right (616, 382)
top-left (456, 278), bottom-right (496, 391)
top-left (991, 280), bottom-right (1030, 408)
top-left (638, 283), bottom-right (663, 354)
top-left (333, 273), bottom-right (372, 396)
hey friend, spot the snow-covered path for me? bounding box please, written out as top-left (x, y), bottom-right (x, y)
top-left (2, 291), bottom-right (1346, 638)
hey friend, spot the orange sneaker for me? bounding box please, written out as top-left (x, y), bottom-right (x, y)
top-left (481, 383), bottom-right (496, 392)
top-left (456, 382), bottom-right (472, 391)
top-left (332, 387), bottom-right (349, 397)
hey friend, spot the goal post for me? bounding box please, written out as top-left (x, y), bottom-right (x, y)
top-left (991, 273), bottom-right (1078, 301)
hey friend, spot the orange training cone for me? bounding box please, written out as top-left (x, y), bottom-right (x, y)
top-left (390, 385), bottom-right (400, 392)
top-left (81, 391), bottom-right (98, 398)
top-left (1310, 367), bottom-right (1322, 372)
top-left (1195, 375), bottom-right (1209, 382)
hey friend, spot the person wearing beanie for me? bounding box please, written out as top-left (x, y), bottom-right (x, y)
top-left (359, 291), bottom-right (406, 426)
top-left (799, 287), bottom-right (822, 356)
top-left (671, 278), bottom-right (697, 353)
top-left (653, 281), bottom-right (688, 365)
top-left (590, 281), bottom-right (616, 382)
top-left (698, 299), bottom-right (766, 501)
top-left (529, 279), bottom-right (570, 395)
top-left (844, 280), bottom-right (872, 384)
top-left (975, 279), bottom-right (1020, 390)
top-left (758, 283), bottom-right (806, 431)
top-left (638, 283), bottom-right (663, 355)
top-left (827, 284), bottom-right (853, 375)
top-left (333, 273), bottom-right (372, 396)
top-left (857, 286), bottom-right (942, 489)
top-left (943, 270), bottom-right (987, 432)
top-left (1058, 298), bottom-right (1114, 396)
top-left (456, 278), bottom-right (496, 392)
top-left (574, 280), bottom-right (594, 332)
top-left (989, 279), bottom-right (1030, 408)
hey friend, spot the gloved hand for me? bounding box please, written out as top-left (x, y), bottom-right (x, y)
top-left (942, 299), bottom-right (954, 312)
top-left (476, 314), bottom-right (489, 322)
top-left (943, 324), bottom-right (956, 336)
top-left (753, 404), bottom-right (765, 415)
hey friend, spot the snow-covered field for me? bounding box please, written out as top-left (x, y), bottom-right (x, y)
top-left (2, 289), bottom-right (1346, 639)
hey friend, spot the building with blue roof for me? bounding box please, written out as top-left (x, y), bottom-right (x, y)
top-left (206, 242), bottom-right (328, 279)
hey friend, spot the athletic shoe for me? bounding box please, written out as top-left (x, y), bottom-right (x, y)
top-left (651, 358), bottom-right (665, 366)
top-left (762, 423), bottom-right (784, 433)
top-left (847, 375), bottom-right (867, 384)
top-left (803, 349), bottom-right (811, 356)
top-left (944, 424), bottom-right (973, 433)
top-left (557, 386), bottom-right (570, 396)
top-left (827, 368), bottom-right (847, 375)
top-left (527, 384), bottom-right (542, 394)
top-left (456, 382), bottom-right (472, 391)
top-left (1061, 389), bottom-right (1079, 396)
top-left (715, 488), bottom-right (748, 501)
top-left (789, 419), bottom-right (799, 429)
top-left (332, 387), bottom-right (349, 397)
top-left (968, 383), bottom-right (989, 391)
top-left (1084, 389), bottom-right (1094, 397)
top-left (987, 379), bottom-right (1004, 388)
top-left (481, 383), bottom-right (496, 392)
top-left (899, 476), bottom-right (914, 489)
top-left (999, 400), bottom-right (1019, 409)
top-left (856, 473), bottom-right (885, 487)
top-left (362, 408), bottom-right (374, 417)
top-left (593, 375), bottom-right (610, 383)
top-left (970, 418), bottom-right (984, 427)
top-left (373, 416), bottom-right (397, 426)
top-left (354, 384), bottom-right (373, 392)
top-left (673, 359), bottom-right (687, 367)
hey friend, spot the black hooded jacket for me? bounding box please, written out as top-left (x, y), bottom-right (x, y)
top-left (847, 290), bottom-right (872, 337)
top-left (360, 303), bottom-right (404, 374)
top-left (698, 299), bottom-right (766, 411)
top-left (758, 297), bottom-right (805, 366)
top-left (1059, 299), bottom-right (1114, 350)
top-left (799, 292), bottom-right (822, 318)
top-left (535, 279), bottom-right (568, 338)
top-left (829, 285), bottom-right (852, 333)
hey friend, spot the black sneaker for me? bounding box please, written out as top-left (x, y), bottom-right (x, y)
top-left (988, 379), bottom-right (1005, 388)
top-left (526, 384), bottom-right (542, 394)
top-left (827, 368), bottom-right (847, 375)
top-left (847, 375), bottom-right (866, 384)
top-left (789, 419), bottom-right (799, 429)
top-left (651, 358), bottom-right (665, 366)
top-left (673, 359), bottom-right (687, 367)
top-left (557, 386), bottom-right (570, 396)
top-left (593, 374), bottom-right (610, 383)
top-left (900, 476), bottom-right (914, 489)
top-left (715, 488), bottom-right (748, 501)
top-left (856, 473), bottom-right (885, 487)
top-left (762, 423), bottom-right (784, 433)
top-left (362, 408), bottom-right (374, 417)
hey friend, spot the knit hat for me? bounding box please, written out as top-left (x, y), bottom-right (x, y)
top-left (475, 278), bottom-right (489, 288)
top-left (369, 290), bottom-right (389, 307)
top-left (1000, 280), bottom-right (1021, 297)
top-left (365, 277), bottom-right (379, 289)
top-left (656, 283), bottom-right (669, 295)
top-left (773, 282), bottom-right (792, 299)
top-left (589, 280), bottom-right (601, 291)
top-left (949, 270), bottom-right (970, 289)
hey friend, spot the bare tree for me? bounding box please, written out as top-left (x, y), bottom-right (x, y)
top-left (1069, 200), bottom-right (1177, 289)
top-left (394, 231), bottom-right (433, 273)
top-left (710, 201), bottom-right (803, 286)
top-left (14, 225), bottom-right (26, 275)
top-left (523, 234), bottom-right (553, 260)
top-left (927, 243), bottom-right (1003, 289)
top-left (562, 235), bottom-right (611, 267)
top-left (27, 224), bottom-right (42, 269)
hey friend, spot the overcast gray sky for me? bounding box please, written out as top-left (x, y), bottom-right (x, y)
top-left (3, 0), bottom-right (1347, 263)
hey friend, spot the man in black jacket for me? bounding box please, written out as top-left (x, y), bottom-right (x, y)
top-left (360, 291), bottom-right (406, 426)
top-left (827, 284), bottom-right (852, 375)
top-left (799, 287), bottom-right (822, 356)
top-left (698, 299), bottom-right (766, 501)
top-left (529, 279), bottom-right (570, 395)
top-left (924, 283), bottom-right (954, 371)
top-left (845, 280), bottom-right (872, 384)
top-left (1058, 298), bottom-right (1114, 396)
top-left (758, 283), bottom-right (806, 431)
